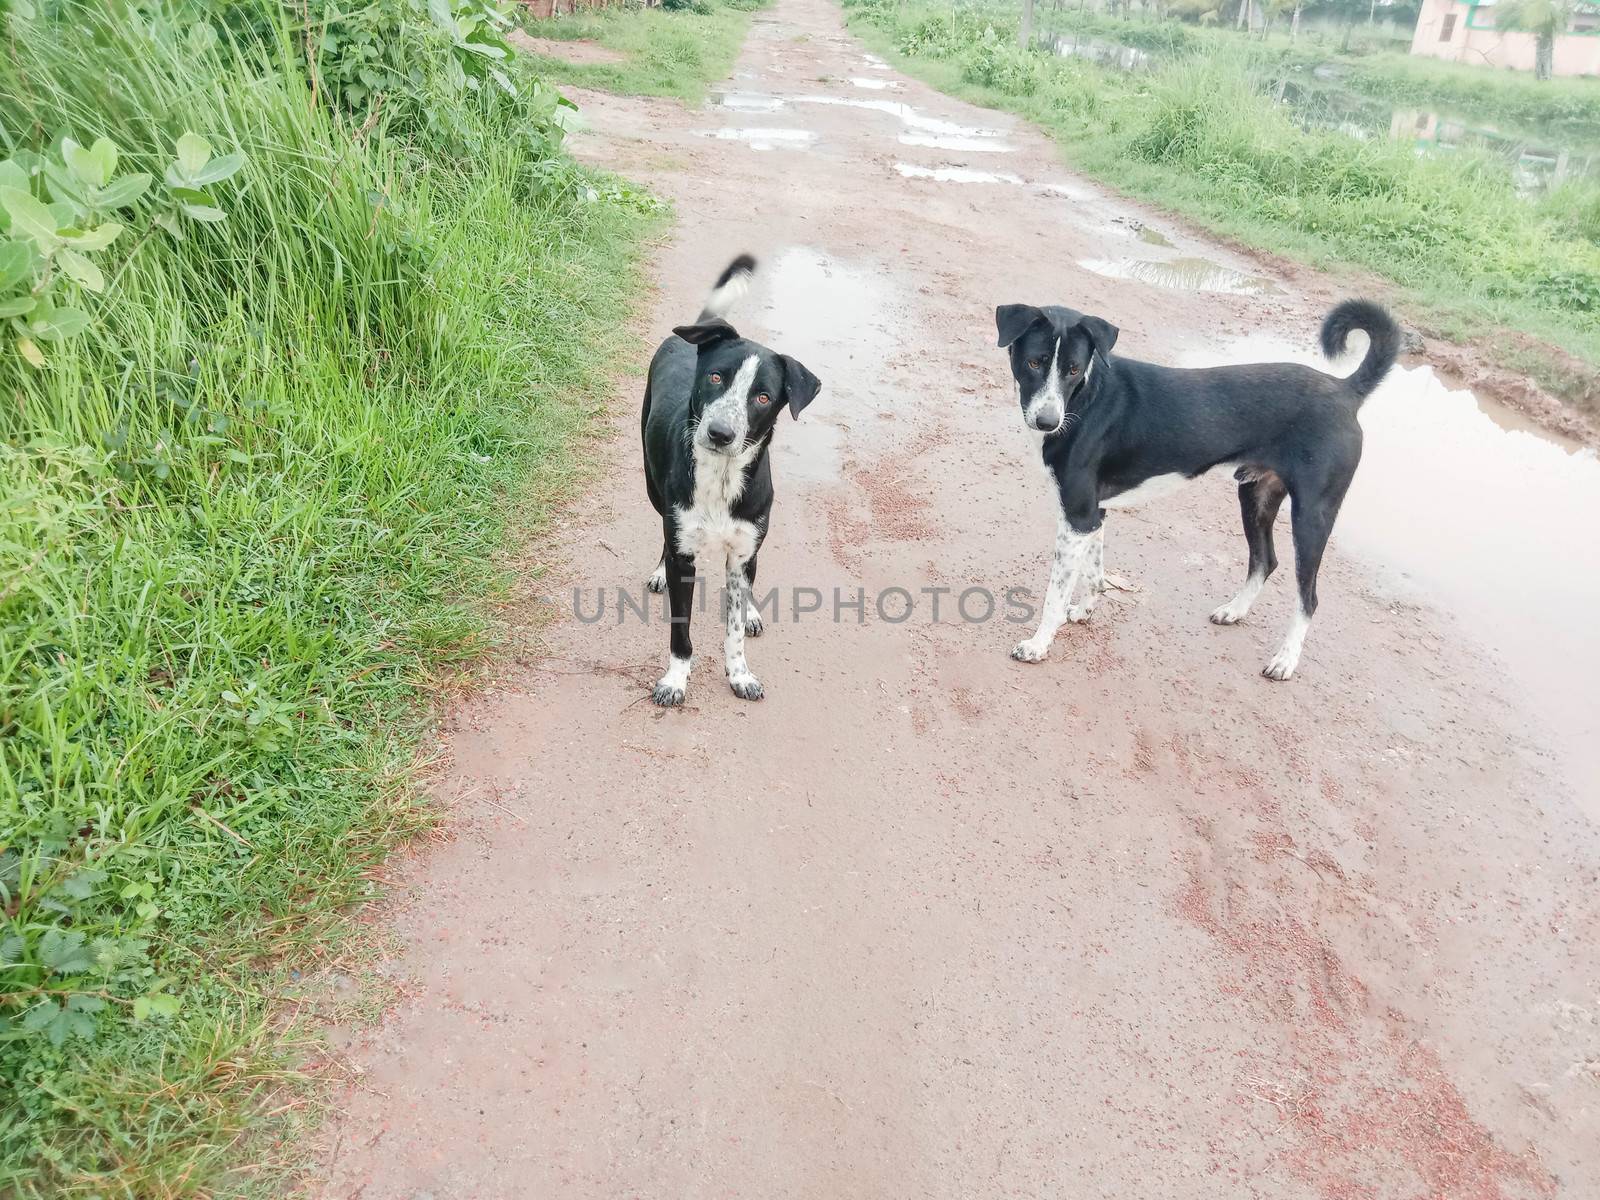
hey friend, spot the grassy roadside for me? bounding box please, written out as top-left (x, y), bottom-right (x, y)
top-left (515, 0), bottom-right (769, 102)
top-left (0, 0), bottom-right (687, 1192)
top-left (843, 0), bottom-right (1600, 418)
top-left (1040, 8), bottom-right (1600, 133)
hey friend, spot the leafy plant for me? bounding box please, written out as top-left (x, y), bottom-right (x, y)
top-left (0, 132), bottom-right (243, 368)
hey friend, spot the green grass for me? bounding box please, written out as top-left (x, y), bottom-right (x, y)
top-left (516, 0), bottom-right (769, 101)
top-left (844, 0), bottom-right (1600, 415)
top-left (1, 3), bottom-right (662, 1193)
top-left (1038, 8), bottom-right (1600, 133)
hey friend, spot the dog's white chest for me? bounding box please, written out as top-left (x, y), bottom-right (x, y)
top-left (675, 446), bottom-right (760, 565)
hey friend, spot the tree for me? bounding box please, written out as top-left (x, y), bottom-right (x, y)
top-left (1495, 0), bottom-right (1583, 80)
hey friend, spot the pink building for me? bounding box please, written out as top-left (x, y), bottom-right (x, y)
top-left (1410, 0), bottom-right (1600, 75)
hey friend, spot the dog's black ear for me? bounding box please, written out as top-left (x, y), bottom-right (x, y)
top-left (1075, 315), bottom-right (1119, 357)
top-left (995, 304), bottom-right (1047, 349)
top-left (779, 355), bottom-right (821, 420)
top-left (673, 319), bottom-right (738, 348)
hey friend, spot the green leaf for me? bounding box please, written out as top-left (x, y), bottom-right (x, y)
top-left (175, 131), bottom-right (211, 180)
top-left (59, 868), bottom-right (106, 901)
top-left (189, 152), bottom-right (246, 187)
top-left (91, 173), bottom-right (152, 211)
top-left (21, 1002), bottom-right (58, 1033)
top-left (0, 297), bottom-right (37, 318)
top-left (29, 305), bottom-right (91, 341)
top-left (63, 137), bottom-right (118, 188)
top-left (0, 185), bottom-right (61, 252)
top-left (0, 240), bottom-right (31, 290)
top-left (40, 929), bottom-right (92, 975)
top-left (16, 335), bottom-right (45, 367)
top-left (133, 991), bottom-right (180, 1021)
top-left (56, 248), bottom-right (105, 293)
top-left (153, 211), bottom-right (184, 240)
top-left (180, 202), bottom-right (226, 223)
top-left (60, 221), bottom-right (122, 251)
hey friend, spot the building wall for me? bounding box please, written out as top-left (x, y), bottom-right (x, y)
top-left (1410, 0), bottom-right (1600, 75)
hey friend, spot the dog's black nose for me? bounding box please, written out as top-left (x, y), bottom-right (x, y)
top-left (1032, 407), bottom-right (1061, 431)
top-left (706, 419), bottom-right (736, 447)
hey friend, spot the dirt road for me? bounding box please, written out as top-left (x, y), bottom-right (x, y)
top-left (308, 2), bottom-right (1599, 1195)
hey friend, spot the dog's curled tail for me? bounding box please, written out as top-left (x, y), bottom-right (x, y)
top-left (1320, 298), bottom-right (1400, 404)
top-left (697, 254), bottom-right (758, 323)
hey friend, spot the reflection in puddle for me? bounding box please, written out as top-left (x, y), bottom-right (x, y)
top-left (1182, 334), bottom-right (1600, 794)
top-left (714, 91), bottom-right (786, 113)
top-left (1138, 225), bottom-right (1174, 247)
top-left (702, 127), bottom-right (816, 150)
top-left (900, 132), bottom-right (1016, 153)
top-left (1041, 181), bottom-right (1091, 201)
top-left (896, 163), bottom-right (1024, 184)
top-left (862, 54), bottom-right (890, 70)
top-left (758, 247), bottom-right (902, 486)
top-left (1081, 256), bottom-right (1278, 296)
top-left (851, 77), bottom-right (900, 90)
top-left (794, 96), bottom-right (1006, 143)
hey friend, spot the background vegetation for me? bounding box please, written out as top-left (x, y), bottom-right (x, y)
top-left (0, 0), bottom-right (702, 1191)
top-left (845, 0), bottom-right (1600, 410)
top-left (516, 0), bottom-right (768, 101)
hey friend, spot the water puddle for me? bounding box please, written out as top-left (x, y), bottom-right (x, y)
top-left (851, 76), bottom-right (900, 90)
top-left (1080, 256), bottom-right (1279, 296)
top-left (701, 127), bottom-right (816, 151)
top-left (1182, 334), bottom-right (1600, 795)
top-left (1048, 34), bottom-right (1154, 72)
top-left (756, 247), bottom-right (904, 485)
top-left (896, 163), bottom-right (1024, 185)
top-left (713, 91), bottom-right (786, 113)
top-left (862, 53), bottom-right (890, 70)
top-left (1138, 225), bottom-right (1174, 247)
top-left (794, 96), bottom-right (1010, 148)
top-left (900, 133), bottom-right (1016, 153)
top-left (1040, 181), bottom-right (1091, 201)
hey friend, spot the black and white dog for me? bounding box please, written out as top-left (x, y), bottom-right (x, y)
top-left (641, 255), bottom-right (822, 706)
top-left (995, 299), bottom-right (1399, 680)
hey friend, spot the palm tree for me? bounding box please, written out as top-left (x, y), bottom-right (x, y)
top-left (1495, 0), bottom-right (1582, 80)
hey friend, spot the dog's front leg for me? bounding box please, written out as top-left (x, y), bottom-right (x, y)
top-left (723, 556), bottom-right (763, 701)
top-left (1012, 517), bottom-right (1095, 663)
top-left (1066, 526), bottom-right (1106, 623)
top-left (652, 549), bottom-right (696, 706)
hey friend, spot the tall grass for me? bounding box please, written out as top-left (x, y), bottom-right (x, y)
top-left (845, 0), bottom-right (1600, 404)
top-left (1, 3), bottom-right (654, 1192)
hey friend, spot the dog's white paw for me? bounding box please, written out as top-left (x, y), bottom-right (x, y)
top-left (1066, 601), bottom-right (1095, 624)
top-left (645, 565), bottom-right (666, 594)
top-left (744, 610), bottom-right (764, 637)
top-left (1210, 600), bottom-right (1248, 626)
top-left (652, 681), bottom-right (687, 706)
top-left (1010, 638), bottom-right (1049, 664)
top-left (1261, 652), bottom-right (1298, 682)
top-left (728, 671), bottom-right (764, 701)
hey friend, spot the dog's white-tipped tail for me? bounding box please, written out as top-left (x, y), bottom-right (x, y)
top-left (696, 254), bottom-right (757, 323)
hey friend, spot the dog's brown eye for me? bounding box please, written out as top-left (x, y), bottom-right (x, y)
top-left (755, 392), bottom-right (771, 406)
top-left (1068, 365), bottom-right (1080, 375)
top-left (1027, 358), bottom-right (1041, 370)
top-left (709, 372), bottom-right (722, 384)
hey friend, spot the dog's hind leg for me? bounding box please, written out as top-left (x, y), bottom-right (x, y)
top-left (1264, 467), bottom-right (1352, 681)
top-left (1012, 515), bottom-right (1096, 663)
top-left (1212, 474), bottom-right (1287, 626)
top-left (646, 545), bottom-right (667, 594)
top-left (723, 559), bottom-right (763, 701)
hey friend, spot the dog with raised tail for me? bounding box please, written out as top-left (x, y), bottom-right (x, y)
top-left (994, 298), bottom-right (1399, 680)
top-left (640, 255), bottom-right (822, 707)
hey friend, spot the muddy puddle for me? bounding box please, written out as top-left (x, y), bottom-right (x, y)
top-left (1082, 256), bottom-right (1279, 296)
top-left (851, 76), bottom-right (899, 90)
top-left (794, 96), bottom-right (1011, 146)
top-left (896, 163), bottom-right (1025, 185)
top-left (713, 91), bottom-right (787, 113)
top-left (1182, 334), bottom-right (1600, 794)
top-left (756, 246), bottom-right (903, 485)
top-left (701, 127), bottom-right (816, 150)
